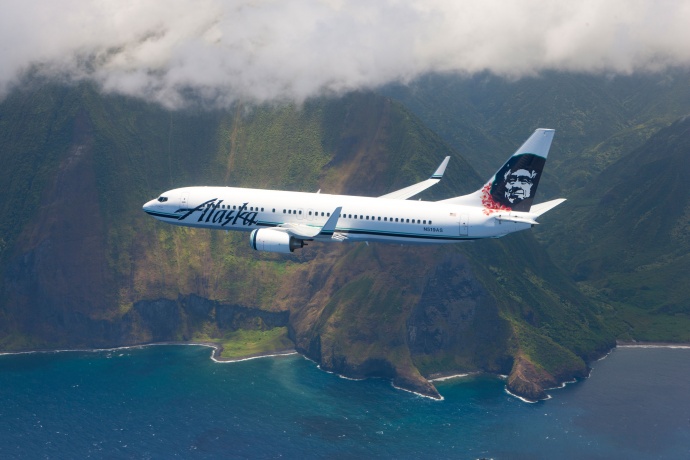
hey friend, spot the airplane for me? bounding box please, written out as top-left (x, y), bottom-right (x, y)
top-left (143, 128), bottom-right (565, 253)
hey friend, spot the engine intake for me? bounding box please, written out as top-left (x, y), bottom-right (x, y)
top-left (250, 229), bottom-right (305, 253)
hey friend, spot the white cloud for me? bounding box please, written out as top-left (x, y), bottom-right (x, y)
top-left (2, 0), bottom-right (689, 107)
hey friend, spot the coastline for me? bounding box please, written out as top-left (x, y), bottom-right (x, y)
top-left (0, 341), bottom-right (298, 363)
top-left (615, 340), bottom-right (690, 349)
top-left (4, 340), bottom-right (689, 404)
top-left (428, 371), bottom-right (479, 382)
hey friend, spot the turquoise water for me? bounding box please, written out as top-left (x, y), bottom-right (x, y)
top-left (1, 345), bottom-right (689, 459)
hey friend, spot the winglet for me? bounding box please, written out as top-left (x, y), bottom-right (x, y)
top-left (318, 207), bottom-right (342, 236)
top-left (379, 156), bottom-right (451, 200)
top-left (430, 156), bottom-right (450, 179)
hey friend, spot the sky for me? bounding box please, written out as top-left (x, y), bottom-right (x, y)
top-left (2, 0), bottom-right (690, 108)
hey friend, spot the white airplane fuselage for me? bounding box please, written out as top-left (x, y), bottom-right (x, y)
top-left (143, 186), bottom-right (529, 244)
top-left (143, 129), bottom-right (565, 253)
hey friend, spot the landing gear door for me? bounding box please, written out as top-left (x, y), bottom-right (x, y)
top-left (459, 214), bottom-right (468, 236)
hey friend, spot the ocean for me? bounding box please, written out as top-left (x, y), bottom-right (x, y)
top-left (1, 345), bottom-right (688, 459)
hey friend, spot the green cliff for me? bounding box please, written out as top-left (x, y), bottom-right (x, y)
top-left (0, 82), bottom-right (622, 401)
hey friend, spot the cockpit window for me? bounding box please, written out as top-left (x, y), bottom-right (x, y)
top-left (157, 196), bottom-right (168, 202)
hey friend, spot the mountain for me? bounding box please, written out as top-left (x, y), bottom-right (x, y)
top-left (382, 70), bottom-right (690, 197)
top-left (383, 70), bottom-right (690, 342)
top-left (544, 115), bottom-right (690, 341)
top-left (0, 83), bottom-right (613, 401)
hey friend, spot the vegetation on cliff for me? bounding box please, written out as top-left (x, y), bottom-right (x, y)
top-left (2, 72), bottom-right (687, 400)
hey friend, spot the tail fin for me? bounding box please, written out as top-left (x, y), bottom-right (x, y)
top-left (440, 128), bottom-right (555, 212)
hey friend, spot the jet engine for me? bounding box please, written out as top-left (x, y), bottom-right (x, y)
top-left (249, 229), bottom-right (305, 253)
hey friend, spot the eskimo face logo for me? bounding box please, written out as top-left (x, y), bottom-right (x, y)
top-left (485, 154), bottom-right (546, 212)
top-left (503, 168), bottom-right (537, 204)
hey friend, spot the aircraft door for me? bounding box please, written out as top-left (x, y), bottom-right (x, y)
top-left (307, 209), bottom-right (315, 221)
top-left (459, 214), bottom-right (468, 236)
top-left (180, 193), bottom-right (189, 209)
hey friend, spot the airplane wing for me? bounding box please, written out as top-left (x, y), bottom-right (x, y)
top-left (275, 207), bottom-right (342, 239)
top-left (379, 156), bottom-right (450, 200)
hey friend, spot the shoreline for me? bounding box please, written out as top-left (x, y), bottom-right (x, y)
top-left (615, 340), bottom-right (690, 349)
top-left (428, 371), bottom-right (479, 382)
top-left (3, 340), bottom-right (689, 404)
top-left (0, 341), bottom-right (298, 363)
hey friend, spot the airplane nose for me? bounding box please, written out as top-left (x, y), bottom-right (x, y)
top-left (142, 199), bottom-right (157, 213)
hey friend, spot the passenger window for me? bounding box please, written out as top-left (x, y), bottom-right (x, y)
top-left (423, 220), bottom-right (426, 224)
top-left (395, 218), bottom-right (398, 222)
top-left (429, 220), bottom-right (432, 225)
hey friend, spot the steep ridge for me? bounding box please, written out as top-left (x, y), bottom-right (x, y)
top-left (384, 71), bottom-right (690, 343)
top-left (0, 84), bottom-right (612, 400)
top-left (383, 71), bottom-right (690, 197)
top-left (545, 115), bottom-right (690, 341)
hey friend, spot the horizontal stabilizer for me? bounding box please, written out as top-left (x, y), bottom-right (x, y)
top-left (494, 199), bottom-right (566, 225)
top-left (530, 198), bottom-right (566, 216)
top-left (380, 156), bottom-right (450, 200)
top-left (495, 214), bottom-right (539, 225)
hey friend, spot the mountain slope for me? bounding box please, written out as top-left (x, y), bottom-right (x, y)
top-left (545, 115), bottom-right (690, 341)
top-left (382, 71), bottom-right (690, 197)
top-left (0, 84), bottom-right (613, 401)
top-left (383, 71), bottom-right (690, 343)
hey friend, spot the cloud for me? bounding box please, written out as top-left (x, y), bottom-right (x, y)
top-left (2, 0), bottom-right (690, 107)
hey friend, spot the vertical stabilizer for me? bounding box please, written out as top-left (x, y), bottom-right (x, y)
top-left (440, 128), bottom-right (555, 212)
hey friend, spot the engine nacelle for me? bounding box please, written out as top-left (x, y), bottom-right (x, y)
top-left (250, 229), bottom-right (305, 253)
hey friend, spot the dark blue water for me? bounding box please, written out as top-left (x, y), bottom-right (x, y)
top-left (1, 345), bottom-right (689, 459)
